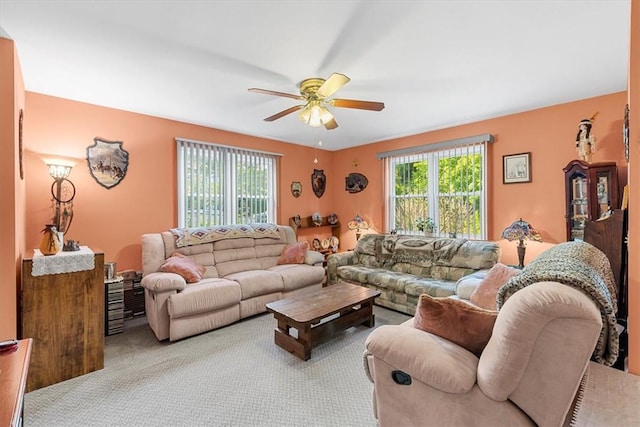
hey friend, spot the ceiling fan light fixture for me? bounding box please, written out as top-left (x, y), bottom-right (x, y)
top-left (298, 106), bottom-right (312, 125)
top-left (250, 72), bottom-right (381, 130)
top-left (308, 104), bottom-right (324, 127)
top-left (298, 102), bottom-right (333, 128)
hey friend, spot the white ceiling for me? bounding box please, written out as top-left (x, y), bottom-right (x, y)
top-left (0, 0), bottom-right (631, 151)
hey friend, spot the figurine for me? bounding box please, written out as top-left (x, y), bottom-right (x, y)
top-left (63, 239), bottom-right (81, 251)
top-left (576, 114), bottom-right (598, 163)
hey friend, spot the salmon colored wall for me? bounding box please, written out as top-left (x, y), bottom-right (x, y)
top-left (6, 12), bottom-right (638, 369)
top-left (0, 38), bottom-right (26, 340)
top-left (23, 93), bottom-right (334, 271)
top-left (331, 93), bottom-right (628, 266)
top-left (627, 0), bottom-right (639, 375)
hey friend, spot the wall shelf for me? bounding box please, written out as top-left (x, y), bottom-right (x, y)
top-left (289, 216), bottom-right (340, 236)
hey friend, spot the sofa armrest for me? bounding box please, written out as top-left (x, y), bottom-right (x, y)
top-left (141, 272), bottom-right (187, 293)
top-left (304, 250), bottom-right (325, 266)
top-left (326, 251), bottom-right (355, 285)
top-left (364, 324), bottom-right (478, 394)
top-left (455, 270), bottom-right (488, 300)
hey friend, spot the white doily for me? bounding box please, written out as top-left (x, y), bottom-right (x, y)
top-left (31, 246), bottom-right (95, 277)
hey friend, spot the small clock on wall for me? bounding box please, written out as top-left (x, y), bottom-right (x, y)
top-left (623, 104), bottom-right (629, 162)
top-left (19, 109), bottom-right (24, 180)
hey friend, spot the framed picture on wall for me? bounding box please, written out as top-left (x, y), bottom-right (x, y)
top-left (503, 152), bottom-right (531, 184)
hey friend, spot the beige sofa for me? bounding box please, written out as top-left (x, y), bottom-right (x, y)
top-left (141, 224), bottom-right (325, 341)
top-left (364, 282), bottom-right (602, 426)
top-left (326, 233), bottom-right (501, 315)
top-left (363, 241), bottom-right (618, 426)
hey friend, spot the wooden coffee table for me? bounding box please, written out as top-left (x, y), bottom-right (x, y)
top-left (265, 283), bottom-right (381, 360)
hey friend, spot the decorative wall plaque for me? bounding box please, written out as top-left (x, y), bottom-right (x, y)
top-left (86, 137), bottom-right (129, 189)
top-left (345, 172), bottom-right (368, 193)
top-left (311, 169), bottom-right (326, 198)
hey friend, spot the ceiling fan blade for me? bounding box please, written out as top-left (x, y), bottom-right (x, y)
top-left (324, 118), bottom-right (338, 130)
top-left (248, 88), bottom-right (303, 101)
top-left (264, 105), bottom-right (304, 122)
top-left (331, 98), bottom-right (385, 111)
top-left (316, 73), bottom-right (350, 98)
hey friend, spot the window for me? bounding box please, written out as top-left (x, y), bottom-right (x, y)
top-left (379, 134), bottom-right (493, 239)
top-left (176, 138), bottom-right (280, 228)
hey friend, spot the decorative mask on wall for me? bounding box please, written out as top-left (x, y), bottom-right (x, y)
top-left (291, 181), bottom-right (302, 198)
top-left (312, 169), bottom-right (326, 198)
top-left (345, 172), bottom-right (368, 193)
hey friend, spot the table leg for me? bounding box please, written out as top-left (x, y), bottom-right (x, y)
top-left (362, 300), bottom-right (375, 327)
top-left (272, 316), bottom-right (311, 361)
top-left (297, 323), bottom-right (312, 361)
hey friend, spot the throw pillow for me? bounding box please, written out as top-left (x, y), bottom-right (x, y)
top-left (160, 252), bottom-right (205, 283)
top-left (277, 242), bottom-right (309, 265)
top-left (413, 294), bottom-right (498, 355)
top-left (470, 263), bottom-right (521, 311)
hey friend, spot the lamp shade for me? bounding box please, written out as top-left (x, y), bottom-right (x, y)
top-left (44, 158), bottom-right (75, 180)
top-left (298, 101), bottom-right (334, 128)
top-left (501, 218), bottom-right (542, 243)
top-left (347, 214), bottom-right (369, 240)
top-left (347, 214), bottom-right (369, 231)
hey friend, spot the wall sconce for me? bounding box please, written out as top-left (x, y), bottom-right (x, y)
top-left (501, 218), bottom-right (542, 268)
top-left (44, 159), bottom-right (76, 236)
top-left (347, 214), bottom-right (369, 241)
top-left (47, 163), bottom-right (72, 179)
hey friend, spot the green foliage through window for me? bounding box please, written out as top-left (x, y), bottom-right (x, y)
top-left (389, 146), bottom-right (485, 239)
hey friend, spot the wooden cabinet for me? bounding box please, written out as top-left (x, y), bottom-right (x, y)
top-left (563, 160), bottom-right (619, 241)
top-left (584, 209), bottom-right (629, 370)
top-left (21, 249), bottom-right (105, 392)
top-left (0, 338), bottom-right (32, 427)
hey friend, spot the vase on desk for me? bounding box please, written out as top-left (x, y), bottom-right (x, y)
top-left (39, 224), bottom-right (61, 255)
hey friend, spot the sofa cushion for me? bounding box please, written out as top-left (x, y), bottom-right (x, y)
top-left (168, 278), bottom-right (241, 318)
top-left (413, 293), bottom-right (498, 355)
top-left (225, 270), bottom-right (283, 299)
top-left (470, 263), bottom-right (521, 310)
top-left (368, 270), bottom-right (423, 292)
top-left (268, 264), bottom-right (325, 291)
top-left (160, 253), bottom-right (205, 283)
top-left (336, 265), bottom-right (382, 284)
top-left (404, 278), bottom-right (456, 298)
top-left (277, 242), bottom-right (309, 265)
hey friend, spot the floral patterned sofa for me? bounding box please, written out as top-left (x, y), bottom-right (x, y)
top-left (326, 234), bottom-right (501, 315)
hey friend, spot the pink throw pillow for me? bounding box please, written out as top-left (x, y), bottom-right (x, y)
top-left (414, 294), bottom-right (498, 355)
top-left (160, 252), bottom-right (204, 283)
top-left (277, 242), bottom-right (309, 265)
top-left (470, 263), bottom-right (521, 311)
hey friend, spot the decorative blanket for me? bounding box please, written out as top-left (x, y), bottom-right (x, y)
top-left (496, 241), bottom-right (618, 366)
top-left (170, 223), bottom-right (280, 248)
top-left (379, 235), bottom-right (467, 267)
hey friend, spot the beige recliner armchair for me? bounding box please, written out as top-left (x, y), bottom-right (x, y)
top-left (364, 282), bottom-right (603, 427)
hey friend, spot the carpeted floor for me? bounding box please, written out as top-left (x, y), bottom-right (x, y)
top-left (23, 306), bottom-right (640, 426)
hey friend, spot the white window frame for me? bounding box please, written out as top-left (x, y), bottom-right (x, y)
top-left (176, 137), bottom-right (280, 228)
top-left (379, 134), bottom-right (493, 240)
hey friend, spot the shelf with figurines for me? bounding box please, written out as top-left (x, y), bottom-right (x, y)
top-left (289, 213), bottom-right (340, 236)
top-left (289, 213), bottom-right (340, 256)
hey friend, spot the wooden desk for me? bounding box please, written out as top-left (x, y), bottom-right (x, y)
top-left (21, 248), bottom-right (104, 391)
top-left (0, 338), bottom-right (33, 427)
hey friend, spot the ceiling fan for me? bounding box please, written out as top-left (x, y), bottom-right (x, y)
top-left (248, 73), bottom-right (385, 130)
